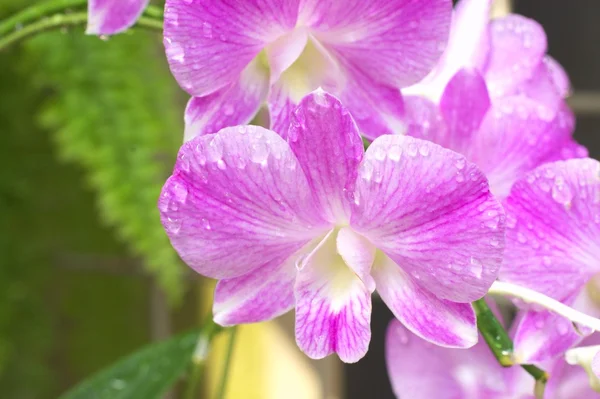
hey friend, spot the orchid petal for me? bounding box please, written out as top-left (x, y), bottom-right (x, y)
top-left (287, 91), bottom-right (364, 223)
top-left (159, 126), bottom-right (329, 280)
top-left (500, 158), bottom-right (600, 299)
top-left (439, 68), bottom-right (490, 151)
top-left (87, 0), bottom-right (149, 35)
top-left (386, 320), bottom-right (518, 399)
top-left (295, 230), bottom-right (371, 363)
top-left (303, 0), bottom-right (452, 88)
top-left (163, 0), bottom-right (299, 96)
top-left (373, 253), bottom-right (477, 348)
top-left (183, 59), bottom-right (269, 141)
top-left (403, 0), bottom-right (492, 99)
top-left (485, 14), bottom-right (547, 97)
top-left (336, 227), bottom-right (376, 293)
top-left (351, 135), bottom-right (505, 303)
top-left (470, 98), bottom-right (578, 199)
top-left (213, 255), bottom-right (297, 326)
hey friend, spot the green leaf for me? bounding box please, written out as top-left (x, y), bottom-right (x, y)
top-left (59, 330), bottom-right (198, 399)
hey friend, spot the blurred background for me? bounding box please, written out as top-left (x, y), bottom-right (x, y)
top-left (0, 0), bottom-right (597, 398)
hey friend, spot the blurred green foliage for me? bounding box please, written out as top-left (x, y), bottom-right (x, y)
top-left (25, 28), bottom-right (186, 303)
top-left (0, 1), bottom-right (189, 396)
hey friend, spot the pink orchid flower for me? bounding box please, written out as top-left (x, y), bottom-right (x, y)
top-left (499, 158), bottom-right (600, 363)
top-left (162, 0), bottom-right (453, 141)
top-left (386, 319), bottom-right (600, 399)
top-left (404, 0), bottom-right (569, 109)
top-left (403, 68), bottom-right (586, 199)
top-left (158, 91), bottom-right (505, 362)
top-left (87, 0), bottom-right (150, 35)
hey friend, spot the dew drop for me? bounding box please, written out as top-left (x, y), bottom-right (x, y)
top-left (419, 145), bottom-right (430, 157)
top-left (469, 257), bottom-right (483, 279)
top-left (201, 218), bottom-right (211, 230)
top-left (250, 141), bottom-right (270, 164)
top-left (388, 144), bottom-right (402, 161)
top-left (407, 143), bottom-right (418, 157)
top-left (396, 328), bottom-right (410, 345)
top-left (202, 22), bottom-right (213, 38)
top-left (455, 158), bottom-right (466, 170)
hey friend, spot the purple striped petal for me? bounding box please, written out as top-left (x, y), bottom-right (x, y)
top-left (163, 0), bottom-right (299, 96)
top-left (485, 14), bottom-right (547, 98)
top-left (183, 59), bottom-right (269, 141)
top-left (159, 126), bottom-right (329, 280)
top-left (295, 230), bottom-right (371, 363)
top-left (213, 254), bottom-right (297, 326)
top-left (287, 91), bottom-right (364, 223)
top-left (351, 135), bottom-right (505, 303)
top-left (303, 0), bottom-right (452, 88)
top-left (373, 253), bottom-right (477, 348)
top-left (87, 0), bottom-right (149, 35)
top-left (500, 158), bottom-right (600, 299)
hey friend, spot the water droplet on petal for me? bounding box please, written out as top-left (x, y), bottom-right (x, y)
top-left (388, 144), bottom-right (402, 161)
top-left (201, 218), bottom-right (211, 230)
top-left (202, 22), bottom-right (213, 38)
top-left (396, 328), bottom-right (410, 345)
top-left (469, 257), bottom-right (483, 279)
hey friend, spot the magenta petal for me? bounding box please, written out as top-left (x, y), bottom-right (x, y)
top-left (294, 231), bottom-right (371, 363)
top-left (163, 0), bottom-right (299, 96)
top-left (213, 255), bottom-right (296, 326)
top-left (306, 0), bottom-right (452, 88)
top-left (404, 0), bottom-right (492, 100)
top-left (351, 136), bottom-right (505, 302)
top-left (337, 67), bottom-right (406, 140)
top-left (386, 320), bottom-right (520, 399)
top-left (439, 68), bottom-right (490, 150)
top-left (183, 59), bottom-right (269, 141)
top-left (512, 310), bottom-right (586, 363)
top-left (373, 253), bottom-right (477, 348)
top-left (485, 14), bottom-right (547, 97)
top-left (403, 95), bottom-right (447, 141)
top-left (87, 0), bottom-right (149, 35)
top-left (543, 55), bottom-right (571, 98)
top-left (287, 91), bottom-right (364, 223)
top-left (159, 126), bottom-right (329, 280)
top-left (471, 98), bottom-right (577, 198)
top-left (500, 158), bottom-right (600, 299)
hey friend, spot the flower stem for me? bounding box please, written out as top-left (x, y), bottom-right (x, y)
top-left (473, 298), bottom-right (514, 366)
top-left (0, 0), bottom-right (164, 51)
top-left (0, 12), bottom-right (163, 52)
top-left (0, 0), bottom-right (87, 36)
top-left (184, 317), bottom-right (224, 399)
top-left (216, 327), bottom-right (238, 399)
top-left (473, 298), bottom-right (548, 398)
top-left (489, 281), bottom-right (600, 331)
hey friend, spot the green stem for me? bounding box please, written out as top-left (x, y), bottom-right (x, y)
top-left (0, 12), bottom-right (163, 52)
top-left (216, 327), bottom-right (238, 399)
top-left (522, 364), bottom-right (549, 399)
top-left (473, 299), bottom-right (514, 366)
top-left (183, 318), bottom-right (224, 399)
top-left (474, 299), bottom-right (548, 397)
top-left (0, 0), bottom-right (87, 36)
